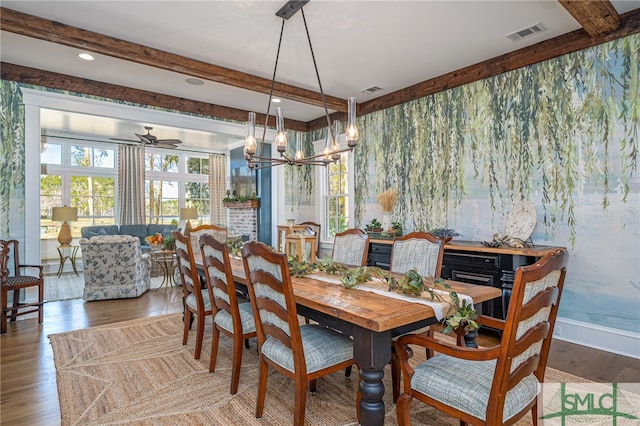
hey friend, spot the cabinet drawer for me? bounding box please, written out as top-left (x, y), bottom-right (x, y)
top-left (444, 251), bottom-right (498, 268)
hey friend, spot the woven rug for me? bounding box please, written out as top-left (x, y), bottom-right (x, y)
top-left (49, 314), bottom-right (588, 425)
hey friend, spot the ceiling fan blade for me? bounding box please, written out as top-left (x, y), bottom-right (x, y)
top-left (157, 139), bottom-right (182, 144)
top-left (134, 133), bottom-right (154, 144)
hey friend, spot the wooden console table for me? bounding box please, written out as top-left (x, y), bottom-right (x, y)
top-left (367, 238), bottom-right (566, 319)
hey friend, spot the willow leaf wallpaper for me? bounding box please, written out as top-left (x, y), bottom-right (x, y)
top-left (353, 35), bottom-right (639, 332)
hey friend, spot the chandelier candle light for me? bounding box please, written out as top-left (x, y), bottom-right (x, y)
top-left (244, 0), bottom-right (359, 170)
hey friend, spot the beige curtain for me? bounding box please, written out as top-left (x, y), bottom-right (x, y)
top-left (209, 153), bottom-right (227, 227)
top-left (118, 144), bottom-right (145, 224)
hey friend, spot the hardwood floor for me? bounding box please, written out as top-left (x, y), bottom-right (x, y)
top-left (1, 287), bottom-right (638, 426)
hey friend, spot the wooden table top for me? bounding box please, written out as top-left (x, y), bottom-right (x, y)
top-left (225, 257), bottom-right (501, 333)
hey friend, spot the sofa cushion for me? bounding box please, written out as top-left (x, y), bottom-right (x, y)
top-left (119, 224), bottom-right (149, 246)
top-left (81, 225), bottom-right (119, 239)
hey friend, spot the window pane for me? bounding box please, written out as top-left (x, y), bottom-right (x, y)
top-left (186, 156), bottom-right (209, 175)
top-left (93, 148), bottom-right (115, 168)
top-left (41, 143), bottom-right (62, 165)
top-left (70, 146), bottom-right (92, 166)
top-left (40, 175), bottom-right (62, 239)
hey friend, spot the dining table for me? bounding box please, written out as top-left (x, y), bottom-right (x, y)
top-left (201, 255), bottom-right (502, 426)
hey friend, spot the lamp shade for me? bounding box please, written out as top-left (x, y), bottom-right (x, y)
top-left (52, 206), bottom-right (78, 222)
top-left (179, 207), bottom-right (198, 220)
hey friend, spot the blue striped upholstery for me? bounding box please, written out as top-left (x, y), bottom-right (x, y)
top-left (261, 324), bottom-right (353, 374)
top-left (391, 238), bottom-right (441, 277)
top-left (411, 354), bottom-right (539, 422)
top-left (185, 289), bottom-right (211, 311)
top-left (213, 302), bottom-right (256, 334)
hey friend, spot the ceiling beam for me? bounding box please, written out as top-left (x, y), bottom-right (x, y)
top-left (0, 7), bottom-right (348, 114)
top-left (558, 0), bottom-right (620, 37)
top-left (0, 62), bottom-right (309, 132)
top-left (358, 7), bottom-right (640, 119)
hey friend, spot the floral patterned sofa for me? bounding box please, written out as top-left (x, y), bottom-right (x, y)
top-left (79, 235), bottom-right (151, 301)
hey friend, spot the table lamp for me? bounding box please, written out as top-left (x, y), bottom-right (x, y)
top-left (52, 206), bottom-right (78, 245)
top-left (180, 207), bottom-right (198, 232)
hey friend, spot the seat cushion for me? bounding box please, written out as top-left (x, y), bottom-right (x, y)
top-left (185, 289), bottom-right (212, 311)
top-left (410, 354), bottom-right (539, 422)
top-left (261, 324), bottom-right (353, 374)
top-left (6, 276), bottom-right (41, 286)
top-left (214, 302), bottom-right (256, 334)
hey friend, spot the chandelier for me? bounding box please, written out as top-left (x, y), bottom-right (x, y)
top-left (244, 0), bottom-right (358, 170)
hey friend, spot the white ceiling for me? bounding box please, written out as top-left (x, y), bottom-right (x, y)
top-left (2, 0), bottom-right (639, 151)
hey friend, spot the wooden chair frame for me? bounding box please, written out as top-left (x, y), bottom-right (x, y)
top-left (242, 241), bottom-right (355, 425)
top-left (173, 230), bottom-right (212, 359)
top-left (1, 239), bottom-right (44, 334)
top-left (200, 233), bottom-right (256, 394)
top-left (389, 231), bottom-right (445, 401)
top-left (394, 249), bottom-right (568, 426)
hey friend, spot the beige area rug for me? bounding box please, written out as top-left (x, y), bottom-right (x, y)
top-left (49, 314), bottom-right (588, 426)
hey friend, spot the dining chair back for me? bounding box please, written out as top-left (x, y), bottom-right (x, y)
top-left (241, 241), bottom-right (355, 425)
top-left (390, 231), bottom-right (444, 277)
top-left (331, 228), bottom-right (370, 266)
top-left (394, 249), bottom-right (568, 426)
top-left (173, 230), bottom-right (212, 359)
top-left (187, 224), bottom-right (227, 250)
top-left (200, 233), bottom-right (256, 394)
top-left (0, 239), bottom-right (44, 334)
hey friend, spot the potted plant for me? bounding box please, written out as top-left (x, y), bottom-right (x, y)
top-left (162, 235), bottom-right (175, 250)
top-left (365, 218), bottom-right (383, 234)
top-left (428, 227), bottom-right (461, 242)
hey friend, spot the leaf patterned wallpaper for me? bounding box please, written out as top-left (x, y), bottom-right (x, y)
top-left (351, 35), bottom-right (639, 333)
top-left (1, 34), bottom-right (638, 335)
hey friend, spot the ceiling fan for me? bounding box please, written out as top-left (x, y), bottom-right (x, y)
top-left (112, 126), bottom-right (182, 148)
top-left (134, 126), bottom-right (182, 147)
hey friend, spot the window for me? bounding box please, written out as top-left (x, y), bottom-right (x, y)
top-left (145, 179), bottom-right (179, 224)
top-left (40, 140), bottom-right (117, 239)
top-left (144, 153), bottom-right (210, 226)
top-left (325, 152), bottom-right (349, 238)
top-left (70, 145), bottom-right (115, 168)
top-left (71, 176), bottom-right (115, 225)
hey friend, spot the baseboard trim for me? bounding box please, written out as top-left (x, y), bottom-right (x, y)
top-left (553, 317), bottom-right (640, 360)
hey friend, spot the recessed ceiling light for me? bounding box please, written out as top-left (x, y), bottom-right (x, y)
top-left (78, 53), bottom-right (94, 61)
top-left (271, 98), bottom-right (281, 103)
top-left (185, 78), bottom-right (204, 86)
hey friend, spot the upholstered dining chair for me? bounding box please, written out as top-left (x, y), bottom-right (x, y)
top-left (173, 230), bottom-right (212, 360)
top-left (394, 249), bottom-right (568, 426)
top-left (390, 231), bottom-right (444, 277)
top-left (187, 224), bottom-right (227, 249)
top-left (0, 239), bottom-right (44, 334)
top-left (331, 228), bottom-right (370, 266)
top-left (241, 241), bottom-right (356, 425)
top-left (200, 233), bottom-right (256, 394)
top-left (388, 231), bottom-right (445, 401)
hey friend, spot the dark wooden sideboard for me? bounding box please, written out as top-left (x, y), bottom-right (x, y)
top-left (367, 238), bottom-right (566, 320)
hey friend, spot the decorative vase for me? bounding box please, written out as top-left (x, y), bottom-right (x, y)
top-left (381, 212), bottom-right (392, 231)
